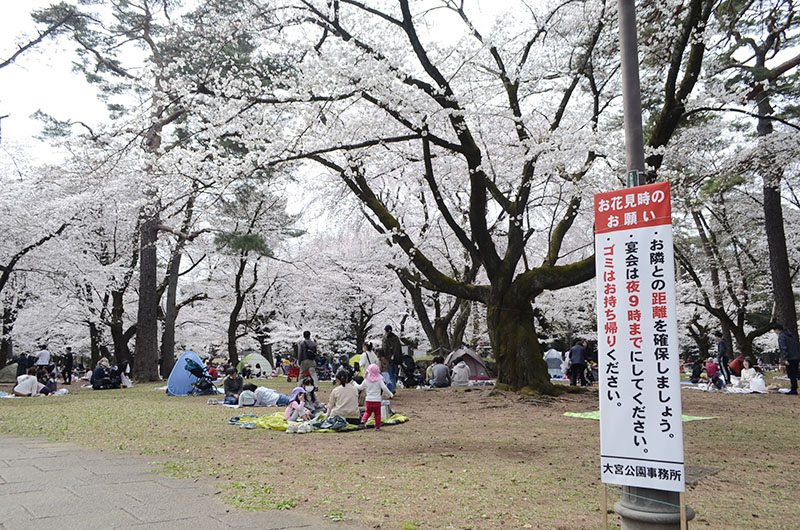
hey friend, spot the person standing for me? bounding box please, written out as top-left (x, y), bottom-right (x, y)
top-left (355, 364), bottom-right (393, 430)
top-left (359, 342), bottom-right (379, 376)
top-left (772, 323), bottom-right (799, 395)
top-left (297, 330), bottom-right (319, 389)
top-left (569, 339), bottom-right (589, 386)
top-left (34, 344), bottom-right (51, 378)
top-left (62, 346), bottom-right (74, 385)
top-left (381, 325), bottom-right (403, 391)
top-left (714, 331), bottom-right (731, 384)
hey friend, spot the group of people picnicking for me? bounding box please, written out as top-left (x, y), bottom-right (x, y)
top-left (216, 335), bottom-right (397, 431)
top-left (685, 324), bottom-right (799, 393)
top-left (210, 325), bottom-right (483, 431)
top-left (10, 344), bottom-right (133, 396)
top-left (13, 321), bottom-right (797, 401)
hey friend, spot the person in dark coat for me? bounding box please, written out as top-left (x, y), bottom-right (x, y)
top-left (62, 346), bottom-right (74, 385)
top-left (772, 323), bottom-right (800, 395)
top-left (15, 353), bottom-right (32, 378)
top-left (381, 325), bottom-right (403, 391)
top-left (569, 339), bottom-right (589, 386)
top-left (714, 331), bottom-right (731, 384)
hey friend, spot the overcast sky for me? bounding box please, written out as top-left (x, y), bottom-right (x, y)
top-left (0, 0), bottom-right (512, 165)
top-left (1, 1), bottom-right (107, 153)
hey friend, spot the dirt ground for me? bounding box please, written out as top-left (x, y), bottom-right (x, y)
top-left (1, 378), bottom-right (799, 529)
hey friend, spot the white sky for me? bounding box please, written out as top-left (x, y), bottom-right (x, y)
top-left (0, 1), bottom-right (514, 152)
top-left (0, 1), bottom-right (107, 153)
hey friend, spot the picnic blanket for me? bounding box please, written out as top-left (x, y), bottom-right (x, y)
top-left (686, 383), bottom-right (768, 394)
top-left (564, 411), bottom-right (715, 422)
top-left (228, 412), bottom-right (409, 432)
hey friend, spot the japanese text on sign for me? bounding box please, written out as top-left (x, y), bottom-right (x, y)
top-left (594, 181), bottom-right (685, 492)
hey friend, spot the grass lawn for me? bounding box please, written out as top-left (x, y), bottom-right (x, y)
top-left (1, 376), bottom-right (799, 529)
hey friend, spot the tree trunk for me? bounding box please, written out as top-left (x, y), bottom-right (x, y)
top-left (160, 252), bottom-right (181, 378)
top-left (260, 341), bottom-right (274, 368)
top-left (757, 90), bottom-right (798, 338)
top-left (450, 299), bottom-right (471, 349)
top-left (228, 294), bottom-right (244, 367)
top-left (432, 318), bottom-right (452, 354)
top-left (132, 214), bottom-right (161, 381)
top-left (88, 321), bottom-right (102, 368)
top-left (731, 330), bottom-right (754, 361)
top-left (763, 182), bottom-right (798, 336)
top-left (0, 304), bottom-right (14, 368)
top-left (486, 290), bottom-right (557, 395)
top-left (109, 290), bottom-right (134, 365)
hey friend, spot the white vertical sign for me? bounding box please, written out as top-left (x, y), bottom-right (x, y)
top-left (594, 182), bottom-right (685, 492)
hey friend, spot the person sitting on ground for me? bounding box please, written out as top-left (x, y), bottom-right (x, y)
top-left (705, 358), bottom-right (719, 379)
top-left (207, 362), bottom-right (219, 380)
top-left (37, 371), bottom-right (57, 395)
top-left (301, 376), bottom-right (325, 415)
top-left (735, 358), bottom-right (757, 388)
top-left (728, 354), bottom-right (746, 377)
top-left (13, 367), bottom-right (40, 397)
top-left (241, 364), bottom-right (252, 379)
top-left (241, 383), bottom-right (291, 407)
top-left (451, 356), bottom-right (470, 387)
top-left (117, 360), bottom-right (133, 388)
top-left (327, 370), bottom-right (361, 423)
top-left (91, 357), bottom-right (120, 390)
top-left (429, 357), bottom-right (451, 388)
top-left (285, 387), bottom-right (312, 422)
top-left (425, 360), bottom-right (435, 384)
top-left (223, 367), bottom-right (243, 405)
top-left (708, 374), bottom-right (726, 392)
top-left (352, 374), bottom-right (367, 407)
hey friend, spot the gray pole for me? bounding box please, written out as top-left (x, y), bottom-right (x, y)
top-left (614, 0), bottom-right (694, 528)
top-left (618, 0), bottom-right (646, 184)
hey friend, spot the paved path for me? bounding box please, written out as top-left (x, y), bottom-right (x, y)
top-left (0, 436), bottom-right (361, 530)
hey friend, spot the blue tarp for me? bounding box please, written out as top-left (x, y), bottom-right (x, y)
top-left (167, 351), bottom-right (206, 396)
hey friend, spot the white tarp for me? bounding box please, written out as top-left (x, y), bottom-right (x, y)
top-left (594, 182), bottom-right (685, 492)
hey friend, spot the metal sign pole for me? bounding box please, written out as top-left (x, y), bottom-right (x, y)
top-left (612, 0), bottom-right (693, 527)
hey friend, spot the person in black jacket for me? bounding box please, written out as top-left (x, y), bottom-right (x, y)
top-left (569, 339), bottom-right (589, 386)
top-left (381, 325), bottom-right (403, 391)
top-left (714, 331), bottom-right (731, 384)
top-left (772, 323), bottom-right (800, 395)
top-left (62, 346), bottom-right (74, 385)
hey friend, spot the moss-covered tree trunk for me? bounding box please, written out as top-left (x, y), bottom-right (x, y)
top-left (487, 290), bottom-right (556, 395)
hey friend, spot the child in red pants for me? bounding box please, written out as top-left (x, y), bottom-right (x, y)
top-left (355, 364), bottom-right (393, 429)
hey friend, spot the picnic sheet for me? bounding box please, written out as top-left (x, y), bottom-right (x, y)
top-left (228, 411), bottom-right (409, 432)
top-left (686, 384), bottom-right (767, 394)
top-left (564, 411), bottom-right (715, 422)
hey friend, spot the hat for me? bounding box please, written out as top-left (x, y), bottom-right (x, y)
top-left (238, 390), bottom-right (256, 406)
top-left (365, 363), bottom-right (382, 383)
top-left (290, 387), bottom-right (306, 401)
top-left (98, 357), bottom-right (110, 369)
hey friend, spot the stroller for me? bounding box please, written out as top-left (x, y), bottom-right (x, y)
top-left (316, 354), bottom-right (332, 381)
top-left (184, 358), bottom-right (217, 395)
top-left (399, 355), bottom-right (422, 388)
